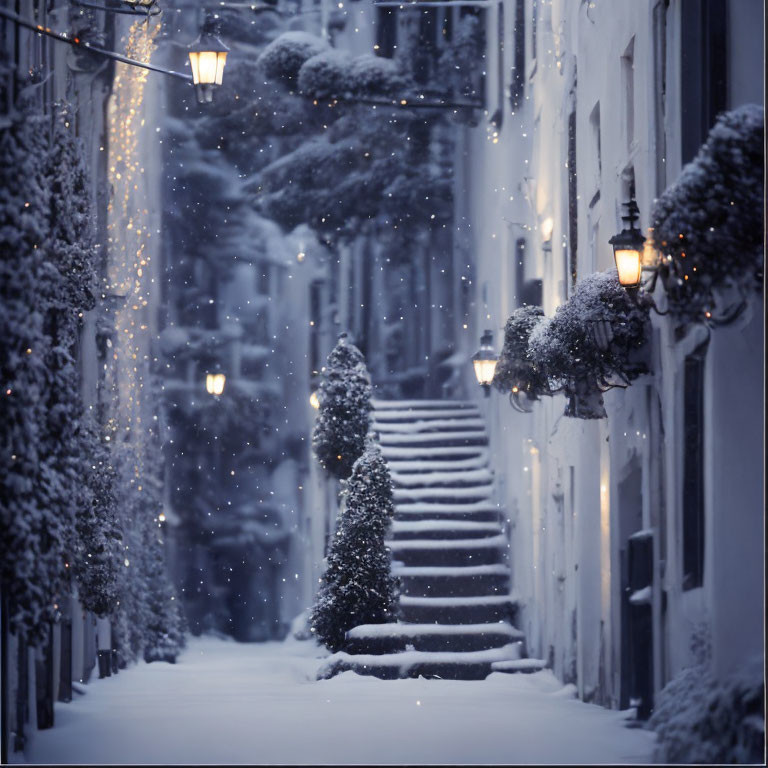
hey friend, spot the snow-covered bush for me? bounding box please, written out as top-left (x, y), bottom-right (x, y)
top-left (297, 50), bottom-right (353, 99)
top-left (257, 31), bottom-right (329, 85)
top-left (347, 55), bottom-right (407, 99)
top-left (493, 306), bottom-right (550, 409)
top-left (651, 104), bottom-right (764, 326)
top-left (528, 270), bottom-right (651, 419)
top-left (309, 439), bottom-right (398, 652)
top-left (312, 334), bottom-right (371, 479)
top-left (649, 655), bottom-right (764, 763)
top-left (163, 378), bottom-right (278, 454)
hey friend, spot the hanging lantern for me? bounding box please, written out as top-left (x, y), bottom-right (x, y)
top-left (309, 391), bottom-right (320, 410)
top-left (188, 21), bottom-right (229, 104)
top-left (206, 372), bottom-right (226, 396)
top-left (609, 198), bottom-right (646, 288)
top-left (472, 330), bottom-right (498, 396)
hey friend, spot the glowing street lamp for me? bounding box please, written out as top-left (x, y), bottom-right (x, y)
top-left (609, 198), bottom-right (646, 288)
top-left (309, 391), bottom-right (320, 410)
top-left (472, 330), bottom-right (498, 397)
top-left (188, 20), bottom-right (229, 104)
top-left (206, 373), bottom-right (226, 396)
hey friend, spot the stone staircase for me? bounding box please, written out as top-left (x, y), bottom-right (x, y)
top-left (319, 399), bottom-right (545, 680)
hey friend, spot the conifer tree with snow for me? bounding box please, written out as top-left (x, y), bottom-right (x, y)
top-left (0, 96), bottom-right (66, 642)
top-left (72, 417), bottom-right (123, 617)
top-left (309, 438), bottom-right (398, 651)
top-left (312, 334), bottom-right (371, 480)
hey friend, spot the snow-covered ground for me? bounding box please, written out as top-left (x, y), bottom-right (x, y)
top-left (13, 636), bottom-right (656, 765)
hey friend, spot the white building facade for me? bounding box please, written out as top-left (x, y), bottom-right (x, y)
top-left (453, 0), bottom-right (764, 713)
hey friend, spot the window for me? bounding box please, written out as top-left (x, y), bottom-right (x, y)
top-left (680, 0), bottom-right (727, 164)
top-left (653, 1), bottom-right (668, 194)
top-left (589, 101), bottom-right (601, 179)
top-left (621, 37), bottom-right (635, 150)
top-left (376, 7), bottom-right (397, 58)
top-left (567, 107), bottom-right (578, 289)
top-left (309, 280), bottom-right (322, 376)
top-left (682, 340), bottom-right (708, 590)
top-left (496, 3), bottom-right (505, 121)
top-left (509, 0), bottom-right (525, 110)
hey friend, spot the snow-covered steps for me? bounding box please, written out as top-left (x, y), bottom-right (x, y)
top-left (491, 658), bottom-right (548, 674)
top-left (324, 398), bottom-right (539, 681)
top-left (390, 519), bottom-right (502, 540)
top-left (385, 454), bottom-right (491, 473)
top-left (399, 594), bottom-right (519, 624)
top-left (345, 622), bottom-right (524, 654)
top-left (319, 644), bottom-right (524, 681)
top-left (393, 563), bottom-right (510, 597)
top-left (378, 430), bottom-right (489, 447)
top-left (393, 485), bottom-right (494, 504)
top-left (380, 445), bottom-right (487, 461)
top-left (386, 534), bottom-right (507, 566)
top-left (394, 501), bottom-right (502, 521)
top-left (374, 418), bottom-right (487, 434)
top-left (391, 468), bottom-right (494, 487)
top-left (372, 399), bottom-right (479, 411)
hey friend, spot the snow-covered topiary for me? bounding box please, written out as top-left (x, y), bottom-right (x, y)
top-left (493, 306), bottom-right (550, 409)
top-left (651, 104), bottom-right (764, 326)
top-left (312, 334), bottom-right (371, 479)
top-left (309, 438), bottom-right (399, 652)
top-left (649, 655), bottom-right (764, 763)
top-left (528, 269), bottom-right (650, 419)
top-left (297, 50), bottom-right (353, 99)
top-left (257, 31), bottom-right (329, 85)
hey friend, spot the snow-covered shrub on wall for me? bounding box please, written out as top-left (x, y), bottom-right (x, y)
top-left (528, 270), bottom-right (651, 419)
top-left (651, 104), bottom-right (764, 326)
top-left (493, 306), bottom-right (550, 410)
top-left (297, 50), bottom-right (353, 99)
top-left (257, 31), bottom-right (329, 85)
top-left (649, 655), bottom-right (764, 763)
top-left (312, 334), bottom-right (372, 480)
top-left (310, 439), bottom-right (398, 652)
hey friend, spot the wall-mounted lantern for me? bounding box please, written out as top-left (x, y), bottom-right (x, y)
top-left (472, 330), bottom-right (498, 397)
top-left (609, 198), bottom-right (647, 288)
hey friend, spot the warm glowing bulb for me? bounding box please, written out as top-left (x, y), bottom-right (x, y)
top-left (309, 391), bottom-right (320, 410)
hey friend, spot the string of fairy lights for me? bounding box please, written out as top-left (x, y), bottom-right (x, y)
top-left (105, 18), bottom-right (161, 491)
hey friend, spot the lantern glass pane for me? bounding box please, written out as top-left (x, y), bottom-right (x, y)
top-left (206, 373), bottom-right (214, 394)
top-left (188, 51), bottom-right (201, 85)
top-left (474, 358), bottom-right (497, 385)
top-left (614, 248), bottom-right (642, 287)
top-left (215, 51), bottom-right (227, 86)
top-left (195, 51), bottom-right (219, 85)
